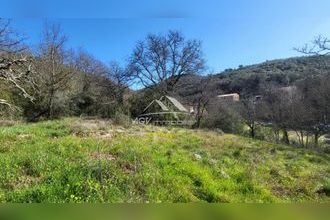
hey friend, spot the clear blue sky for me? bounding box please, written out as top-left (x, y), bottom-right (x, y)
top-left (2, 0), bottom-right (330, 73)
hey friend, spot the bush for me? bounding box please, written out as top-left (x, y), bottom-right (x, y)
top-left (324, 146), bottom-right (330, 154)
top-left (113, 111), bottom-right (131, 127)
top-left (201, 103), bottom-right (244, 134)
top-left (69, 93), bottom-right (95, 116)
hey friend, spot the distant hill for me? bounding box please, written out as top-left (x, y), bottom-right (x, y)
top-left (174, 55), bottom-right (330, 97)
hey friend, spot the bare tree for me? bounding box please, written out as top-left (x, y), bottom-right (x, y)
top-left (129, 30), bottom-right (205, 94)
top-left (191, 77), bottom-right (212, 128)
top-left (0, 19), bottom-right (34, 112)
top-left (295, 35), bottom-right (330, 56)
top-left (0, 19), bottom-right (26, 53)
top-left (239, 98), bottom-right (258, 138)
top-left (295, 35), bottom-right (330, 77)
top-left (74, 50), bottom-right (107, 91)
top-left (294, 35), bottom-right (330, 147)
top-left (106, 61), bottom-right (132, 106)
top-left (64, 50), bottom-right (107, 116)
top-left (31, 23), bottom-right (73, 119)
top-left (296, 76), bottom-right (330, 147)
top-left (258, 85), bottom-right (293, 143)
top-left (176, 74), bottom-right (213, 128)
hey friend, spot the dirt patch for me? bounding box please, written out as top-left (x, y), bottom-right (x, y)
top-left (70, 119), bottom-right (115, 138)
top-left (121, 163), bottom-right (136, 174)
top-left (115, 128), bottom-right (126, 133)
top-left (15, 175), bottom-right (41, 189)
top-left (18, 134), bottom-right (32, 139)
top-left (95, 130), bottom-right (113, 139)
top-left (0, 120), bottom-right (18, 127)
top-left (3, 173), bottom-right (41, 190)
top-left (90, 152), bottom-right (116, 161)
top-left (271, 185), bottom-right (293, 197)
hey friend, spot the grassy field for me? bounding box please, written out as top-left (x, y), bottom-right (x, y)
top-left (0, 118), bottom-right (329, 203)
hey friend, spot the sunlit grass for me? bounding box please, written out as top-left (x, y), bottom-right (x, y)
top-left (0, 118), bottom-right (329, 203)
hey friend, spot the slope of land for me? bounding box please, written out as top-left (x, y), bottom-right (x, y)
top-left (0, 118), bottom-right (329, 203)
top-left (173, 55), bottom-right (330, 97)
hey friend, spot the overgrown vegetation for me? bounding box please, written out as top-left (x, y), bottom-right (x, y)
top-left (1, 19), bottom-right (330, 203)
top-left (0, 118), bottom-right (329, 203)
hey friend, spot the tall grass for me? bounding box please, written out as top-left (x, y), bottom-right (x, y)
top-left (0, 118), bottom-right (329, 203)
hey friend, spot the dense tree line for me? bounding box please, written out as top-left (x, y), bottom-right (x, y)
top-left (0, 20), bottom-right (130, 121)
top-left (0, 19), bottom-right (203, 122)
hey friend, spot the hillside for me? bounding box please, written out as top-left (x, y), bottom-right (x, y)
top-left (0, 118), bottom-right (329, 202)
top-left (174, 55), bottom-right (330, 96)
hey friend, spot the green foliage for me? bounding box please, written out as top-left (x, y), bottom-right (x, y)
top-left (201, 104), bottom-right (244, 134)
top-left (175, 56), bottom-right (330, 98)
top-left (0, 118), bottom-right (328, 203)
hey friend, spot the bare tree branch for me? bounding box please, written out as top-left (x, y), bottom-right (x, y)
top-left (129, 30), bottom-right (205, 94)
top-left (0, 18), bottom-right (34, 112)
top-left (294, 35), bottom-right (330, 56)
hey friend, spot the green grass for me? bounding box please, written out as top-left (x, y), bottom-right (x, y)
top-left (0, 118), bottom-right (329, 203)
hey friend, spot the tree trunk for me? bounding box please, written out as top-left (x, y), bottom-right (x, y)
top-left (47, 87), bottom-right (55, 119)
top-left (300, 131), bottom-right (305, 147)
top-left (193, 102), bottom-right (202, 129)
top-left (250, 125), bottom-right (255, 138)
top-left (194, 116), bottom-right (201, 129)
top-left (296, 130), bottom-right (304, 147)
top-left (282, 128), bottom-right (290, 144)
top-left (314, 133), bottom-right (319, 148)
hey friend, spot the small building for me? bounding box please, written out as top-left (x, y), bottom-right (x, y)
top-left (217, 93), bottom-right (240, 102)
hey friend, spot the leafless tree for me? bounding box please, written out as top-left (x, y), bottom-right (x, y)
top-left (64, 50), bottom-right (106, 116)
top-left (0, 19), bottom-right (26, 53)
top-left (74, 50), bottom-right (107, 92)
top-left (294, 35), bottom-right (330, 147)
top-left (192, 78), bottom-right (212, 128)
top-left (176, 74), bottom-right (213, 128)
top-left (106, 61), bottom-right (132, 106)
top-left (31, 23), bottom-right (73, 119)
top-left (258, 85), bottom-right (293, 143)
top-left (296, 76), bottom-right (330, 147)
top-left (129, 30), bottom-right (205, 94)
top-left (239, 98), bottom-right (258, 138)
top-left (295, 35), bottom-right (330, 77)
top-left (0, 19), bottom-right (34, 111)
top-left (295, 35), bottom-right (330, 56)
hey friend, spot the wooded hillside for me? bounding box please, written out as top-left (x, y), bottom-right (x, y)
top-left (174, 55), bottom-right (330, 97)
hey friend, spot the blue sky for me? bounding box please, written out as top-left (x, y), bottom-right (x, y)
top-left (2, 0), bottom-right (330, 73)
